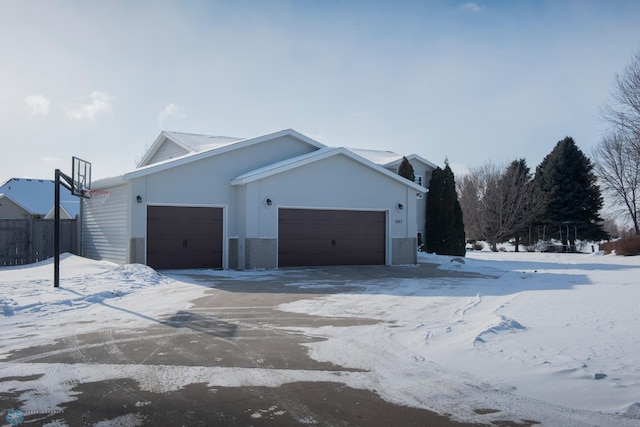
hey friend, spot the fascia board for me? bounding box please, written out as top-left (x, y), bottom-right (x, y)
top-left (383, 154), bottom-right (438, 171)
top-left (407, 154), bottom-right (438, 170)
top-left (44, 204), bottom-right (72, 219)
top-left (231, 147), bottom-right (427, 193)
top-left (0, 193), bottom-right (34, 214)
top-left (91, 175), bottom-right (128, 189)
top-left (351, 150), bottom-right (427, 192)
top-left (136, 131), bottom-right (171, 168)
top-left (136, 131), bottom-right (207, 168)
top-left (278, 128), bottom-right (326, 149)
top-left (126, 129), bottom-right (327, 181)
top-left (231, 147), bottom-right (337, 185)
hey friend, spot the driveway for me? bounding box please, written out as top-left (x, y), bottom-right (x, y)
top-left (2, 263), bottom-right (515, 426)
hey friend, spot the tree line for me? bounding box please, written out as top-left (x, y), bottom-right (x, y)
top-left (458, 137), bottom-right (607, 252)
top-left (396, 48), bottom-right (640, 255)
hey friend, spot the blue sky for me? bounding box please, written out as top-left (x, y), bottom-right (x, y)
top-left (2, 0), bottom-right (639, 185)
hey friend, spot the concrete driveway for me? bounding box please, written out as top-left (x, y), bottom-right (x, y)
top-left (2, 263), bottom-right (511, 426)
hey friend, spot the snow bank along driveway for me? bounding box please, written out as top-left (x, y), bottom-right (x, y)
top-left (1, 252), bottom-right (639, 426)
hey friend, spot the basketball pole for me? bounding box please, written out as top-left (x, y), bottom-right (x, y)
top-left (54, 169), bottom-right (60, 288)
top-left (54, 168), bottom-right (74, 288)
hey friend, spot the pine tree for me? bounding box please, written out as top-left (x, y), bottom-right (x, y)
top-left (425, 164), bottom-right (466, 256)
top-left (425, 167), bottom-right (444, 253)
top-left (397, 156), bottom-right (415, 182)
top-left (535, 137), bottom-right (608, 245)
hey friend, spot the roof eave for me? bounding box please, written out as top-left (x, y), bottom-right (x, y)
top-left (127, 129), bottom-right (326, 181)
top-left (231, 147), bottom-right (427, 193)
top-left (0, 193), bottom-right (34, 214)
top-left (383, 154), bottom-right (438, 170)
top-left (136, 131), bottom-right (199, 168)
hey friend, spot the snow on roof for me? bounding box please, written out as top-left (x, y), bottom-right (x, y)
top-left (162, 131), bottom-right (243, 153)
top-left (126, 129), bottom-right (326, 181)
top-left (346, 148), bottom-right (403, 165)
top-left (0, 178), bottom-right (79, 217)
top-left (346, 148), bottom-right (439, 170)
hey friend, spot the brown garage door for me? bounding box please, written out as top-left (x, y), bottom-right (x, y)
top-left (147, 206), bottom-right (223, 269)
top-left (278, 208), bottom-right (386, 267)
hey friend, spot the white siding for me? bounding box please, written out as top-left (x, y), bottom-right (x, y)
top-left (239, 154), bottom-right (417, 239)
top-left (81, 184), bottom-right (129, 264)
top-left (147, 140), bottom-right (189, 165)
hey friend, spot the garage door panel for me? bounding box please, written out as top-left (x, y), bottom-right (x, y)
top-left (147, 239), bottom-right (182, 254)
top-left (147, 206), bottom-right (223, 269)
top-left (185, 224), bottom-right (222, 239)
top-left (278, 208), bottom-right (385, 267)
top-left (306, 224), bottom-right (333, 238)
top-left (331, 225), bottom-right (360, 239)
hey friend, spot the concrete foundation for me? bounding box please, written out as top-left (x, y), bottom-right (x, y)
top-left (245, 238), bottom-right (277, 269)
top-left (392, 237), bottom-right (417, 265)
top-left (130, 238), bottom-right (145, 264)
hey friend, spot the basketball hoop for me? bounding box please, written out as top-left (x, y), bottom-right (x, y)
top-left (84, 189), bottom-right (111, 204)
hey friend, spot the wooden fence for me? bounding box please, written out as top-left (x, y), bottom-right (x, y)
top-left (0, 219), bottom-right (78, 266)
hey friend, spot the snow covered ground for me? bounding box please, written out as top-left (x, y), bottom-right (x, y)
top-left (1, 251), bottom-right (639, 426)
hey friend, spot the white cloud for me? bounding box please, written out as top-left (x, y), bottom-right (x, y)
top-left (25, 95), bottom-right (51, 115)
top-left (458, 2), bottom-right (484, 13)
top-left (157, 103), bottom-right (186, 128)
top-left (65, 91), bottom-right (114, 120)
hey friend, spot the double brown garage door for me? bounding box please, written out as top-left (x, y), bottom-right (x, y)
top-left (147, 206), bottom-right (385, 269)
top-left (147, 206), bottom-right (223, 269)
top-left (278, 208), bottom-right (386, 267)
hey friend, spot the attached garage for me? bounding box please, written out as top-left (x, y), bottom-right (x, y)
top-left (146, 206), bottom-right (223, 269)
top-left (84, 130), bottom-right (427, 270)
top-left (278, 208), bottom-right (386, 267)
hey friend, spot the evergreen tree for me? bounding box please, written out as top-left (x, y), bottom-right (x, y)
top-left (535, 137), bottom-right (608, 245)
top-left (425, 164), bottom-right (466, 256)
top-left (397, 156), bottom-right (415, 182)
top-left (425, 167), bottom-right (444, 253)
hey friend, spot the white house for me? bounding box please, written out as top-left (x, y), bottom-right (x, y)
top-left (81, 129), bottom-right (430, 270)
top-left (347, 149), bottom-right (437, 247)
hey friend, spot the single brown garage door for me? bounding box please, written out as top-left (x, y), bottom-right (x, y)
top-left (278, 208), bottom-right (386, 267)
top-left (147, 206), bottom-right (223, 269)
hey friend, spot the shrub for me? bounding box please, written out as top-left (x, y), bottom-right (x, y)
top-left (600, 235), bottom-right (640, 256)
top-left (471, 242), bottom-right (484, 251)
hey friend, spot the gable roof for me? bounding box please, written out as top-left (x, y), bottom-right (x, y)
top-left (125, 129), bottom-right (326, 181)
top-left (231, 147), bottom-right (426, 192)
top-left (347, 148), bottom-right (438, 170)
top-left (0, 193), bottom-right (31, 215)
top-left (137, 131), bottom-right (244, 167)
top-left (0, 178), bottom-right (79, 217)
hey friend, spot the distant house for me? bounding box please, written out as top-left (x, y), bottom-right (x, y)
top-left (82, 129), bottom-right (436, 270)
top-left (0, 178), bottom-right (79, 219)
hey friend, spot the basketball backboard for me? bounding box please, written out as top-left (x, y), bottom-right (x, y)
top-left (71, 156), bottom-right (91, 198)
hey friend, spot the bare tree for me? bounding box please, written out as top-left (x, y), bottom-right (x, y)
top-left (458, 160), bottom-right (547, 251)
top-left (596, 49), bottom-right (640, 235)
top-left (458, 162), bottom-right (498, 243)
top-left (600, 50), bottom-right (640, 139)
top-left (593, 130), bottom-right (640, 234)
